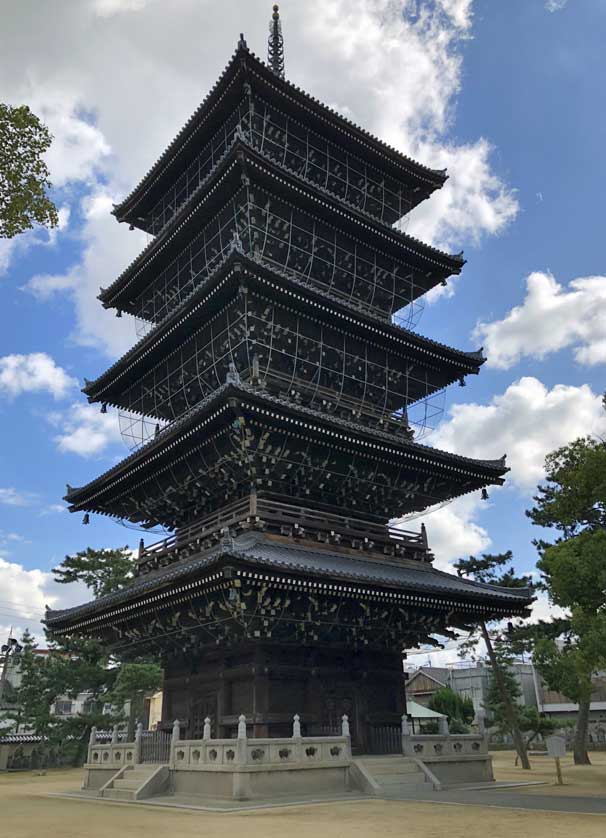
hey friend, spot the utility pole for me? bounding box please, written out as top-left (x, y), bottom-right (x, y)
top-left (0, 628), bottom-right (22, 705)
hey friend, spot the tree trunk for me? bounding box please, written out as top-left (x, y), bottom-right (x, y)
top-left (481, 621), bottom-right (531, 770)
top-left (573, 695), bottom-right (591, 765)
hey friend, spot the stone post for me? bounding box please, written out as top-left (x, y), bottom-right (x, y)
top-left (134, 721), bottom-right (143, 765)
top-left (87, 725), bottom-right (97, 764)
top-left (232, 713), bottom-right (250, 800)
top-left (475, 707), bottom-right (486, 736)
top-left (292, 713), bottom-right (303, 762)
top-left (341, 715), bottom-right (352, 758)
top-left (111, 723), bottom-right (119, 745)
top-left (438, 716), bottom-right (450, 736)
top-left (236, 714), bottom-right (248, 765)
top-left (203, 716), bottom-right (212, 741)
top-left (169, 718), bottom-right (180, 769)
top-left (401, 714), bottom-right (413, 756)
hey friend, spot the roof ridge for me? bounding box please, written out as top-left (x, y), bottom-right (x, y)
top-left (115, 43), bottom-right (446, 218)
top-left (86, 253), bottom-right (483, 401)
top-left (66, 382), bottom-right (507, 507)
top-left (103, 139), bottom-right (462, 307)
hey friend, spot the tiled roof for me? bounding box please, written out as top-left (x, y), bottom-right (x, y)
top-left (101, 140), bottom-right (462, 308)
top-left (115, 43), bottom-right (446, 220)
top-left (85, 253), bottom-right (484, 403)
top-left (45, 532), bottom-right (532, 628)
top-left (65, 381), bottom-right (507, 508)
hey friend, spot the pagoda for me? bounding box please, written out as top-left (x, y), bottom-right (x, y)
top-left (46, 9), bottom-right (531, 752)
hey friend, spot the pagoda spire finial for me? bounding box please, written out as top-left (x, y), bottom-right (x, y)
top-left (267, 4), bottom-right (285, 79)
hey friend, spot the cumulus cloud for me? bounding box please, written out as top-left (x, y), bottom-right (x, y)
top-left (93, 0), bottom-right (151, 17)
top-left (4, 0), bottom-right (517, 355)
top-left (51, 402), bottom-right (123, 457)
top-left (0, 352), bottom-right (77, 400)
top-left (432, 376), bottom-right (606, 492)
top-left (0, 556), bottom-right (90, 637)
top-left (475, 272), bottom-right (606, 369)
top-left (396, 376), bottom-right (606, 576)
top-left (395, 494), bottom-right (490, 572)
top-left (0, 488), bottom-right (36, 507)
top-left (545, 0), bottom-right (568, 11)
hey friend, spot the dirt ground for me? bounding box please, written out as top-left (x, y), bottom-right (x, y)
top-left (491, 748), bottom-right (606, 796)
top-left (0, 752), bottom-right (605, 838)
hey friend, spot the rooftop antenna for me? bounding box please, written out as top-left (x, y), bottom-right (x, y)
top-left (268, 4), bottom-right (285, 79)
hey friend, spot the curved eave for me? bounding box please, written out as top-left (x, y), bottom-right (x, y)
top-left (101, 140), bottom-right (463, 311)
top-left (114, 43), bottom-right (447, 225)
top-left (45, 541), bottom-right (532, 632)
top-left (64, 381), bottom-right (508, 512)
top-left (85, 253), bottom-right (484, 405)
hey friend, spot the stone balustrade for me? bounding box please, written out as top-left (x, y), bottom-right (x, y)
top-left (88, 742), bottom-right (137, 766)
top-left (87, 715), bottom-right (352, 769)
top-left (402, 733), bottom-right (487, 758)
top-left (400, 715), bottom-right (487, 759)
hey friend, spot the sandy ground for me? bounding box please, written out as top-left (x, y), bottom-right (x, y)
top-left (491, 749), bottom-right (606, 796)
top-left (0, 753), bottom-right (605, 838)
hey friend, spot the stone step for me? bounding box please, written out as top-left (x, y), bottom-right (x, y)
top-left (102, 788), bottom-right (136, 801)
top-left (121, 770), bottom-right (157, 781)
top-left (367, 764), bottom-right (421, 775)
top-left (378, 773), bottom-right (426, 786)
top-left (112, 777), bottom-right (146, 790)
top-left (380, 780), bottom-right (429, 792)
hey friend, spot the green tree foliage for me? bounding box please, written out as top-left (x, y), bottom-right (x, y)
top-left (52, 546), bottom-right (136, 598)
top-left (455, 552), bottom-right (534, 769)
top-left (6, 631), bottom-right (63, 768)
top-left (428, 686), bottom-right (474, 733)
top-left (109, 663), bottom-right (163, 739)
top-left (5, 546), bottom-right (163, 766)
top-left (0, 104), bottom-right (58, 238)
top-left (525, 435), bottom-right (606, 765)
top-left (484, 642), bottom-right (559, 763)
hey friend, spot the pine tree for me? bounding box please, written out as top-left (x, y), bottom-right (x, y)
top-left (526, 435), bottom-right (606, 765)
top-left (455, 552), bottom-right (534, 769)
top-left (52, 546), bottom-right (135, 598)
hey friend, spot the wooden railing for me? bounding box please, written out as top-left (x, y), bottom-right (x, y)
top-left (137, 496), bottom-right (431, 574)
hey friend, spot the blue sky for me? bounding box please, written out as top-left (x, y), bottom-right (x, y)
top-left (0, 0), bottom-right (604, 640)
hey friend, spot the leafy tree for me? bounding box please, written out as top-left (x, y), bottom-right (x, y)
top-left (109, 662), bottom-right (163, 739)
top-left (526, 436), bottom-right (606, 765)
top-left (52, 546), bottom-right (136, 598)
top-left (0, 104), bottom-right (58, 238)
top-left (7, 631), bottom-right (63, 769)
top-left (455, 552), bottom-right (534, 769)
top-left (429, 686), bottom-right (474, 733)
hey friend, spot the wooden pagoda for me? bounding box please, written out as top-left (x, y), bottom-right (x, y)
top-left (46, 16), bottom-right (531, 753)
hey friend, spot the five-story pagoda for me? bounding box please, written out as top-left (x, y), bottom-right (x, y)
top-left (46, 10), bottom-right (531, 752)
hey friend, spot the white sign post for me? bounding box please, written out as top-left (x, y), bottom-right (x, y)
top-left (546, 735), bottom-right (566, 785)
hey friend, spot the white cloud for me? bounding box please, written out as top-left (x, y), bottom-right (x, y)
top-left (5, 0), bottom-right (517, 356)
top-left (527, 590), bottom-right (568, 624)
top-left (93, 0), bottom-right (150, 16)
top-left (475, 272), bottom-right (606, 369)
top-left (545, 0), bottom-right (568, 12)
top-left (0, 353), bottom-right (77, 399)
top-left (432, 376), bottom-right (606, 492)
top-left (0, 556), bottom-right (90, 638)
top-left (51, 402), bottom-right (123, 457)
top-left (395, 494), bottom-right (490, 572)
top-left (0, 488), bottom-right (35, 507)
top-left (0, 205), bottom-right (71, 279)
top-left (35, 93), bottom-right (111, 189)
